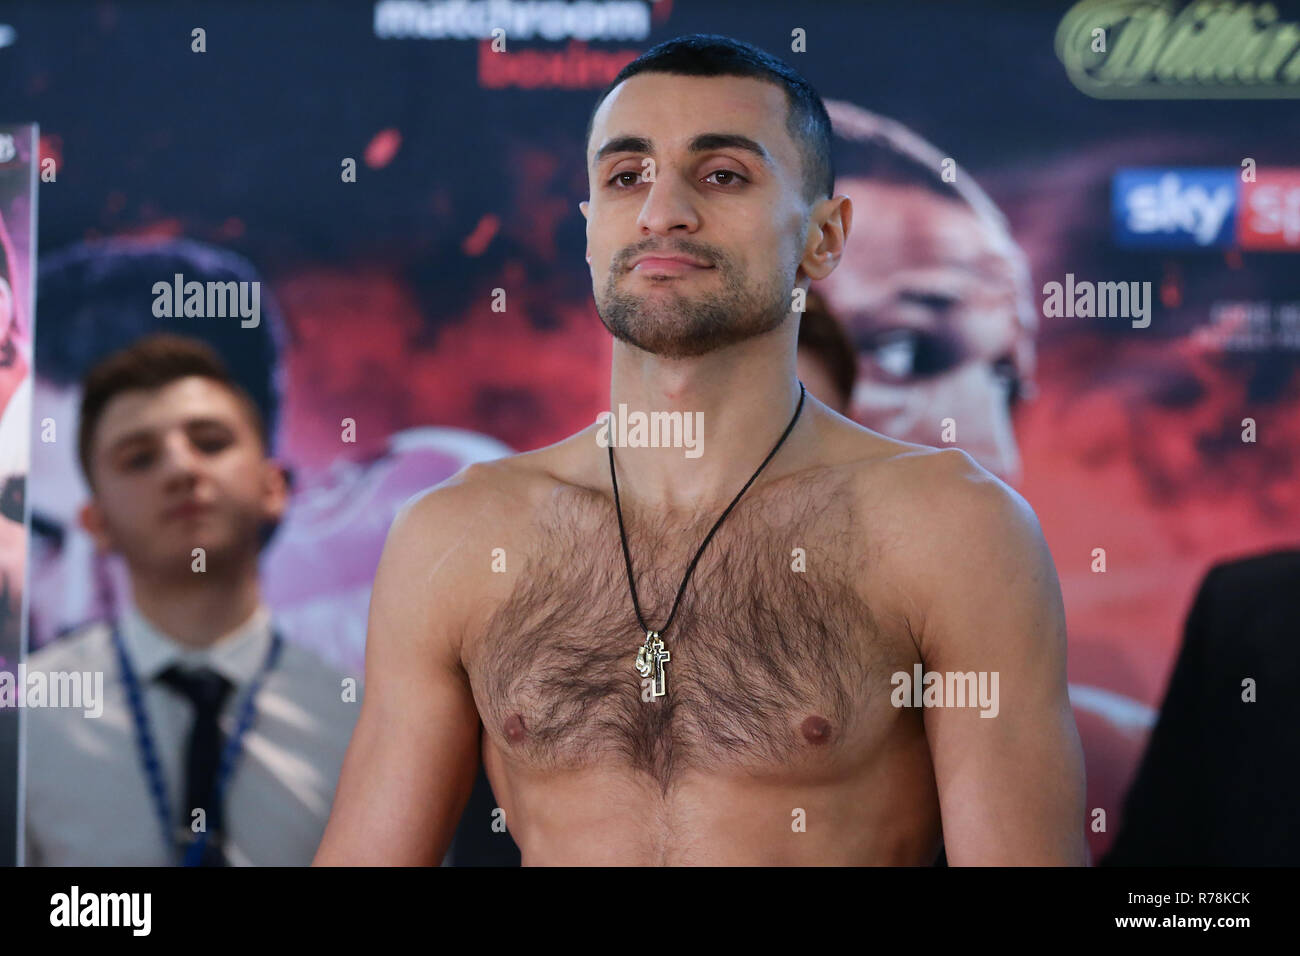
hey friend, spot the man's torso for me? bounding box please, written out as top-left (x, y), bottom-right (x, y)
top-left (23, 624), bottom-right (357, 866)
top-left (457, 421), bottom-right (945, 864)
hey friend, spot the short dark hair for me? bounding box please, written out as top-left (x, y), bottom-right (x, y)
top-left (77, 333), bottom-right (270, 487)
top-left (37, 238), bottom-right (286, 452)
top-left (797, 288), bottom-right (857, 409)
top-left (586, 34), bottom-right (835, 204)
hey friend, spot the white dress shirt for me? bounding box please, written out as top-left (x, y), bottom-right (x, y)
top-left (23, 603), bottom-right (360, 866)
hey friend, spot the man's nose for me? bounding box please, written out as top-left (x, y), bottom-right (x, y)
top-left (635, 171), bottom-right (700, 235)
top-left (158, 435), bottom-right (203, 486)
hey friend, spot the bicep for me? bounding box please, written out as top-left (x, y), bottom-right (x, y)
top-left (905, 463), bottom-right (1087, 865)
top-left (314, 487), bottom-right (484, 866)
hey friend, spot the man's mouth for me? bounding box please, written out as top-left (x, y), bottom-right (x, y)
top-left (630, 256), bottom-right (713, 276)
top-left (162, 501), bottom-right (212, 522)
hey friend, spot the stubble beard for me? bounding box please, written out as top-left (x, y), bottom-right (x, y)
top-left (595, 253), bottom-right (795, 359)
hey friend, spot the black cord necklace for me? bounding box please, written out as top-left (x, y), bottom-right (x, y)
top-left (608, 380), bottom-right (807, 699)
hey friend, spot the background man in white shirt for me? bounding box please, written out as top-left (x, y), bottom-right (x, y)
top-left (24, 333), bottom-right (358, 865)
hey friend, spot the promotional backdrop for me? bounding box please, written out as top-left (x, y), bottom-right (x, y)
top-left (5, 0), bottom-right (1300, 863)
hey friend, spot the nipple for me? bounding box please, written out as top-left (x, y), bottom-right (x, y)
top-left (800, 715), bottom-right (832, 745)
top-left (504, 713), bottom-right (528, 744)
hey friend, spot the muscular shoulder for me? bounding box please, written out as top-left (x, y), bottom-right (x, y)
top-left (381, 444), bottom-right (586, 617)
top-left (858, 444), bottom-right (1028, 531)
top-left (396, 443), bottom-right (572, 538)
top-left (843, 443), bottom-right (1057, 652)
top-left (804, 411), bottom-right (1025, 529)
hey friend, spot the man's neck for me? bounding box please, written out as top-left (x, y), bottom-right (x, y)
top-left (605, 331), bottom-right (807, 515)
top-left (129, 559), bottom-right (263, 650)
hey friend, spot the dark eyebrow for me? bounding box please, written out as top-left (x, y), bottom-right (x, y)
top-left (593, 133), bottom-right (773, 168)
top-left (688, 133), bottom-right (772, 166)
top-left (594, 135), bottom-right (653, 166)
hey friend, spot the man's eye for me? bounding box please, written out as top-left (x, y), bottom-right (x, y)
top-left (704, 170), bottom-right (746, 187)
top-left (873, 335), bottom-right (918, 380)
top-left (608, 171), bottom-right (642, 188)
top-left (122, 452), bottom-right (154, 470)
top-left (860, 330), bottom-right (962, 381)
top-left (193, 434), bottom-right (232, 453)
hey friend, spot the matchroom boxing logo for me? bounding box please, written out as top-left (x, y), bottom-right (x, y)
top-left (595, 405), bottom-right (704, 459)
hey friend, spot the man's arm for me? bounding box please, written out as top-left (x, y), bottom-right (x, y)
top-left (885, 448), bottom-right (1088, 865)
top-left (313, 468), bottom-right (492, 865)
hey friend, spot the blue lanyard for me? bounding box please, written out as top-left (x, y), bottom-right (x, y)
top-left (110, 623), bottom-right (284, 866)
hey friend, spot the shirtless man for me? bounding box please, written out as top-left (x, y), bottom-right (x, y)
top-left (314, 34), bottom-right (1087, 866)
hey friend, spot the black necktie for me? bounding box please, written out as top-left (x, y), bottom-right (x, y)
top-left (157, 664), bottom-right (234, 866)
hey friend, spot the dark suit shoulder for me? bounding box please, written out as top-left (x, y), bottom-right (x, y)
top-left (1197, 549), bottom-right (1300, 616)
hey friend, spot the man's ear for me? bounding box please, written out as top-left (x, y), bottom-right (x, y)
top-left (78, 500), bottom-right (117, 553)
top-left (579, 201), bottom-right (592, 263)
top-left (800, 194), bottom-right (853, 282)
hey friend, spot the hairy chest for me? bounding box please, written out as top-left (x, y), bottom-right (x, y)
top-left (465, 478), bottom-right (912, 790)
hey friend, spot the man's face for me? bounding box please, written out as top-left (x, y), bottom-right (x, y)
top-left (80, 376), bottom-right (286, 584)
top-left (817, 179), bottom-right (1034, 481)
top-left (580, 73), bottom-right (821, 358)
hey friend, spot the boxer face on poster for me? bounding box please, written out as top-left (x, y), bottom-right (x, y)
top-left (77, 375), bottom-right (287, 586)
top-left (816, 179), bottom-right (1034, 483)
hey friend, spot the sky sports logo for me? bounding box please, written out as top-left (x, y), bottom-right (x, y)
top-left (1113, 168), bottom-right (1300, 251)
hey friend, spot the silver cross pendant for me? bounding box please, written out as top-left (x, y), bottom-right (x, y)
top-left (634, 629), bottom-right (670, 698)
